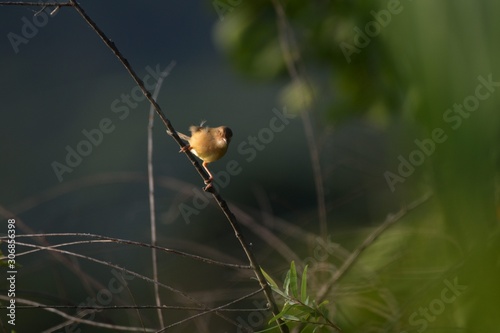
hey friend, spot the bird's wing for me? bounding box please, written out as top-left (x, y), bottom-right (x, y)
top-left (177, 131), bottom-right (191, 141)
top-left (167, 128), bottom-right (191, 141)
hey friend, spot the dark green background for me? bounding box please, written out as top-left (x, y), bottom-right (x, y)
top-left (1, 1), bottom-right (499, 332)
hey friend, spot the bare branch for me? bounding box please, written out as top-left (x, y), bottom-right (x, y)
top-left (67, 0), bottom-right (211, 182)
top-left (1, 232), bottom-right (250, 269)
top-left (1, 1), bottom-right (291, 330)
top-left (147, 61), bottom-right (175, 328)
top-left (0, 295), bottom-right (156, 332)
top-left (157, 287), bottom-right (265, 333)
top-left (0, 206), bottom-right (122, 303)
top-left (0, 1), bottom-right (71, 6)
top-left (67, 2), bottom-right (289, 331)
top-left (316, 192), bottom-right (433, 301)
top-left (271, 0), bottom-right (328, 238)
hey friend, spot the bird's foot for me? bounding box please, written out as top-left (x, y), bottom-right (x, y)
top-left (203, 178), bottom-right (215, 192)
top-left (179, 145), bottom-right (191, 153)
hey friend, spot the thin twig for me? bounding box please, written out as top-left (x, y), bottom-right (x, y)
top-left (147, 61), bottom-right (175, 328)
top-left (208, 191), bottom-right (289, 332)
top-left (14, 241), bottom-right (198, 300)
top-left (67, 0), bottom-right (211, 184)
top-left (0, 1), bottom-right (71, 6)
top-left (5, 304), bottom-right (268, 312)
top-left (0, 206), bottom-right (119, 302)
top-left (1, 1), bottom-right (287, 330)
top-left (13, 238), bottom-right (251, 330)
top-left (231, 204), bottom-right (302, 263)
top-left (271, 0), bottom-right (328, 238)
top-left (1, 233), bottom-right (250, 269)
top-left (156, 287), bottom-right (265, 333)
top-left (0, 296), bottom-right (156, 333)
top-left (315, 192), bottom-right (433, 302)
top-left (67, 1), bottom-right (288, 331)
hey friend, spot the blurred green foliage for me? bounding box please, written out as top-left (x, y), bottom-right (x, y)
top-left (214, 0), bottom-right (500, 332)
top-left (214, 0), bottom-right (403, 122)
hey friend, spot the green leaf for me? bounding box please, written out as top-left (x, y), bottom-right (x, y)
top-left (273, 287), bottom-right (289, 299)
top-left (268, 303), bottom-right (293, 324)
top-left (265, 261), bottom-right (341, 332)
top-left (261, 267), bottom-right (279, 291)
top-left (291, 304), bottom-right (315, 318)
top-left (311, 326), bottom-right (324, 333)
top-left (316, 301), bottom-right (330, 319)
top-left (289, 261), bottom-right (299, 298)
top-left (282, 314), bottom-right (301, 322)
top-left (283, 269), bottom-right (290, 295)
top-left (300, 264), bottom-right (309, 303)
top-left (261, 268), bottom-right (290, 300)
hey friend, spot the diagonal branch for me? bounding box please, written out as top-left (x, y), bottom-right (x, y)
top-left (271, 0), bottom-right (328, 239)
top-left (67, 1), bottom-right (288, 331)
top-left (315, 192), bottom-right (433, 302)
top-left (67, 1), bottom-right (210, 182)
top-left (156, 287), bottom-right (265, 333)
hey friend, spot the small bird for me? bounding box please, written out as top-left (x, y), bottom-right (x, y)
top-left (176, 123), bottom-right (233, 189)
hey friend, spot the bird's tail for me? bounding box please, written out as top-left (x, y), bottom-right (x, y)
top-left (166, 129), bottom-right (190, 141)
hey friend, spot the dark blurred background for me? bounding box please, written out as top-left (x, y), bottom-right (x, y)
top-left (1, 1), bottom-right (499, 332)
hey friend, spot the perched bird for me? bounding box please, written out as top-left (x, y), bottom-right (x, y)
top-left (176, 123), bottom-right (233, 189)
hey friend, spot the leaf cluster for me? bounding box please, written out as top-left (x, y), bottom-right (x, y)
top-left (260, 262), bottom-right (341, 333)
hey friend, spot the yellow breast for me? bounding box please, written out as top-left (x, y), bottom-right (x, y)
top-left (189, 127), bottom-right (228, 163)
